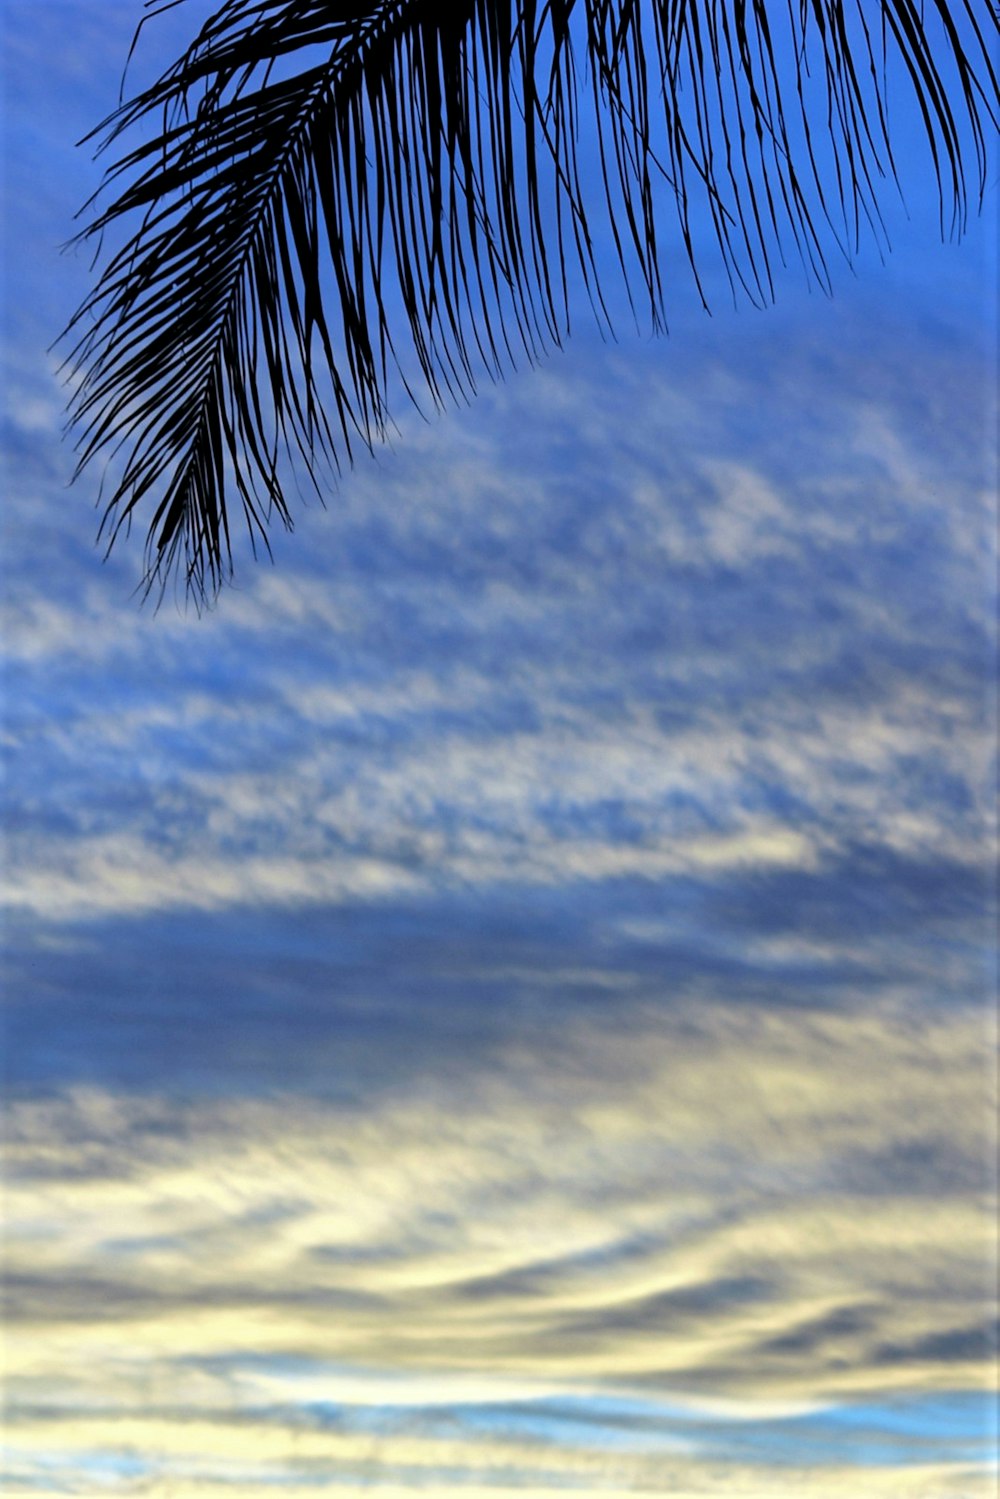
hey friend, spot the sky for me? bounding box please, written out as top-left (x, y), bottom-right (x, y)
top-left (1, 2), bottom-right (998, 1495)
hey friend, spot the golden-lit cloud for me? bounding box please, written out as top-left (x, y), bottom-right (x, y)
top-left (5, 1005), bottom-right (994, 1491)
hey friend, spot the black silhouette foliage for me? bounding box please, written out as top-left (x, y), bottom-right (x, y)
top-left (62, 0), bottom-right (999, 600)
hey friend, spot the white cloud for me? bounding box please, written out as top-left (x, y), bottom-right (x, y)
top-left (7, 640), bottom-right (989, 926)
top-left (6, 298), bottom-right (994, 925)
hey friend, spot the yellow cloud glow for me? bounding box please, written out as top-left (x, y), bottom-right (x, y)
top-left (4, 1006), bottom-right (995, 1492)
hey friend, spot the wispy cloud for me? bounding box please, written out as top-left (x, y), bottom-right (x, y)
top-left (4, 999), bottom-right (995, 1491)
top-left (5, 314), bottom-right (994, 932)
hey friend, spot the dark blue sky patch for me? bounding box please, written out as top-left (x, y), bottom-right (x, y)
top-left (828, 1133), bottom-right (992, 1200)
top-left (6, 820), bottom-right (990, 1095)
top-left (704, 843), bottom-right (992, 964)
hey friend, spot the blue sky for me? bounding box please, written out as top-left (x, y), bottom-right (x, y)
top-left (1, 2), bottom-right (998, 1494)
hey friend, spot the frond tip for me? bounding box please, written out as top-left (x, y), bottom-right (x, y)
top-left (61, 0), bottom-right (1000, 601)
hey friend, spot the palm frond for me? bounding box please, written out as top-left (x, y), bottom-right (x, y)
top-left (62, 0), bottom-right (1000, 600)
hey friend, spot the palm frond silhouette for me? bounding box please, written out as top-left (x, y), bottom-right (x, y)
top-left (63, 0), bottom-right (998, 601)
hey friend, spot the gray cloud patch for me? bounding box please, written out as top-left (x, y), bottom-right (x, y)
top-left (873, 1323), bottom-right (999, 1367)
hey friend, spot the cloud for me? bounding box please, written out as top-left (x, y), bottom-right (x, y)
top-left (4, 634), bottom-right (991, 928)
top-left (5, 1007), bottom-right (993, 1431)
top-left (5, 286), bottom-right (994, 951)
